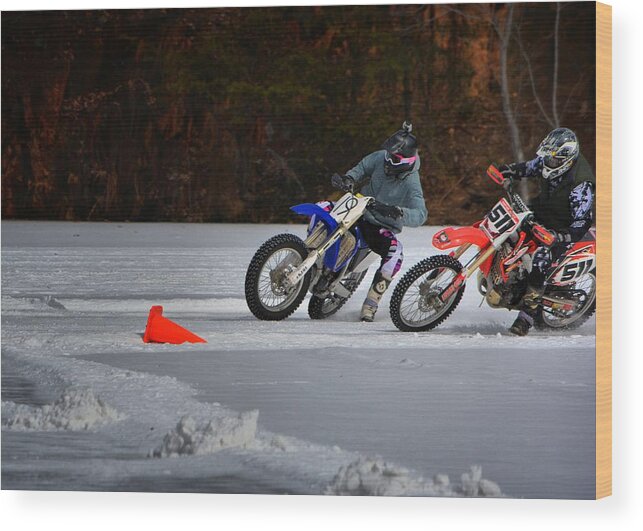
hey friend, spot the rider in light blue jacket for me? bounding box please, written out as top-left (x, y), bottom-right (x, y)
top-left (346, 148), bottom-right (427, 234)
top-left (332, 122), bottom-right (428, 322)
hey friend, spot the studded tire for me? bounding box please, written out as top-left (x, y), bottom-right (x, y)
top-left (245, 233), bottom-right (311, 321)
top-left (534, 270), bottom-right (597, 331)
top-left (389, 255), bottom-right (465, 332)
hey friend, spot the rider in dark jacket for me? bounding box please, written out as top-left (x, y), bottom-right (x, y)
top-left (332, 122), bottom-right (428, 322)
top-left (498, 127), bottom-right (595, 336)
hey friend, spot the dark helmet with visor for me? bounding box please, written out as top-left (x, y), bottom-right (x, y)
top-left (536, 127), bottom-right (580, 180)
top-left (382, 121), bottom-right (418, 177)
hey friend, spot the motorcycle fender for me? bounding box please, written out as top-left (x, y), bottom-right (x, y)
top-left (290, 203), bottom-right (339, 231)
top-left (548, 254), bottom-right (596, 286)
top-left (570, 240), bottom-right (596, 255)
top-left (433, 226), bottom-right (490, 250)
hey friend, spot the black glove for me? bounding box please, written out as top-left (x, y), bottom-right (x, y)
top-left (331, 173), bottom-right (354, 192)
top-left (497, 164), bottom-right (515, 190)
top-left (497, 164), bottom-right (515, 179)
top-left (369, 200), bottom-right (403, 220)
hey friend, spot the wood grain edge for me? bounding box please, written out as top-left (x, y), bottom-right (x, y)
top-left (595, 0), bottom-right (612, 500)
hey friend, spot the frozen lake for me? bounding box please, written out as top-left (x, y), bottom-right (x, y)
top-left (1, 221), bottom-right (596, 498)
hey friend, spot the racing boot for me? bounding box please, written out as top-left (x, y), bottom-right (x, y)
top-left (509, 311), bottom-right (534, 336)
top-left (360, 271), bottom-right (391, 322)
top-left (509, 286), bottom-right (541, 336)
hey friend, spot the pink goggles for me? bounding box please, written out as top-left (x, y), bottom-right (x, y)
top-left (385, 152), bottom-right (417, 166)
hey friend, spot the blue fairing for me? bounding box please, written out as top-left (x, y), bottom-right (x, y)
top-left (290, 202), bottom-right (368, 273)
top-left (354, 226), bottom-right (369, 250)
top-left (290, 203), bottom-right (338, 231)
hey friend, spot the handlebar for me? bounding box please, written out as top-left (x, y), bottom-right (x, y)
top-left (486, 164), bottom-right (530, 214)
top-left (510, 191), bottom-right (529, 214)
top-left (486, 164), bottom-right (506, 185)
top-left (486, 165), bottom-right (557, 244)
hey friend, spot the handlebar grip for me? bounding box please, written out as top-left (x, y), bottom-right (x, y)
top-left (531, 222), bottom-right (557, 247)
top-left (486, 164), bottom-right (506, 185)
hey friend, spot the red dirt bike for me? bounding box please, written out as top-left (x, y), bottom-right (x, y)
top-left (389, 165), bottom-right (596, 332)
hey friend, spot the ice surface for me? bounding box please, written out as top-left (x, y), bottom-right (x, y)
top-left (1, 221), bottom-right (596, 497)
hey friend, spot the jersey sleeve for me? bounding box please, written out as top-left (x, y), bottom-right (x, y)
top-left (400, 174), bottom-right (428, 227)
top-left (345, 151), bottom-right (380, 186)
top-left (508, 156), bottom-right (543, 180)
top-left (558, 181), bottom-right (594, 242)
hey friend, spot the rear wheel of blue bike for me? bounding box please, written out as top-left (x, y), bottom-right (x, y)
top-left (308, 270), bottom-right (368, 320)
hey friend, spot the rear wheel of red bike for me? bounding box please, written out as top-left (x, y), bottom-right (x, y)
top-left (534, 270), bottom-right (596, 330)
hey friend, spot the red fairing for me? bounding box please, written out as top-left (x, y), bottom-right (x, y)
top-left (433, 226), bottom-right (491, 250)
top-left (570, 240), bottom-right (596, 255)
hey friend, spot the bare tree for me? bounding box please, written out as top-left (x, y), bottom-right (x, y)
top-left (551, 2), bottom-right (561, 127)
top-left (448, 4), bottom-right (524, 160)
top-left (496, 5), bottom-right (524, 160)
top-left (516, 27), bottom-right (556, 129)
top-left (514, 3), bottom-right (564, 129)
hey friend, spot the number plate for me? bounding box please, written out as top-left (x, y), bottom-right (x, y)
top-left (480, 198), bottom-right (520, 241)
top-left (330, 193), bottom-right (371, 226)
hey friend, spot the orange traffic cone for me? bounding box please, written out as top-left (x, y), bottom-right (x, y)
top-left (143, 306), bottom-right (206, 344)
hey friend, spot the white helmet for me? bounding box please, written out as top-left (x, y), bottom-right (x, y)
top-left (536, 127), bottom-right (580, 180)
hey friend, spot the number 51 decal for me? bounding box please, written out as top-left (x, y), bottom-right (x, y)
top-left (555, 258), bottom-right (595, 284)
top-left (481, 198), bottom-right (519, 239)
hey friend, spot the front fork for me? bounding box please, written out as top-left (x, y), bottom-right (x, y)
top-left (438, 244), bottom-right (496, 302)
top-left (283, 222), bottom-right (351, 289)
top-left (450, 243), bottom-right (472, 261)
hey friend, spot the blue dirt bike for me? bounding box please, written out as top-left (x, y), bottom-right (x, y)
top-left (245, 180), bottom-right (385, 321)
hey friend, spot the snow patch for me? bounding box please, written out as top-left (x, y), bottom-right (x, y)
top-left (326, 458), bottom-right (502, 497)
top-left (269, 434), bottom-right (300, 452)
top-left (459, 465), bottom-right (502, 497)
top-left (325, 457), bottom-right (432, 496)
top-left (150, 411), bottom-right (259, 457)
top-left (2, 387), bottom-right (122, 431)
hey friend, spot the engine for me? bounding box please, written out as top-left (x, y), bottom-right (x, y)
top-left (477, 243), bottom-right (527, 309)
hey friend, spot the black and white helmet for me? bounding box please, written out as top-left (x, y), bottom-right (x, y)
top-left (536, 127), bottom-right (580, 180)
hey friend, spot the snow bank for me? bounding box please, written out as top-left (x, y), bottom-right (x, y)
top-left (326, 457), bottom-right (431, 496)
top-left (269, 434), bottom-right (301, 452)
top-left (326, 458), bottom-right (502, 497)
top-left (150, 411), bottom-right (259, 458)
top-left (458, 465), bottom-right (503, 497)
top-left (2, 387), bottom-right (122, 431)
